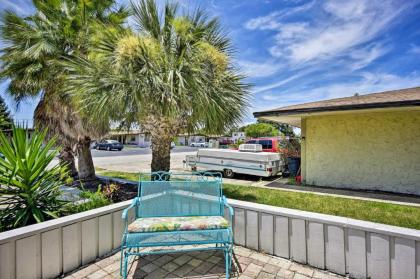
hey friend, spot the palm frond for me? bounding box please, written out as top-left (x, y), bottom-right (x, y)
top-left (65, 0), bottom-right (251, 138)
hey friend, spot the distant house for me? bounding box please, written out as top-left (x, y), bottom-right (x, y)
top-left (254, 87), bottom-right (420, 195)
top-left (108, 131), bottom-right (214, 147)
top-left (109, 129), bottom-right (151, 147)
top-left (187, 135), bottom-right (207, 144)
top-left (177, 134), bottom-right (208, 146)
top-left (231, 131), bottom-right (246, 143)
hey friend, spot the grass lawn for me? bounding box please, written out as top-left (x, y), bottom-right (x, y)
top-left (96, 169), bottom-right (420, 230)
top-left (96, 168), bottom-right (140, 181)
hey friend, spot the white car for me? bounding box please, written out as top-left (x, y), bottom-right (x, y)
top-left (190, 142), bottom-right (209, 148)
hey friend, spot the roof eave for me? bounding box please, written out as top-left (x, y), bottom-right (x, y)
top-left (253, 100), bottom-right (420, 118)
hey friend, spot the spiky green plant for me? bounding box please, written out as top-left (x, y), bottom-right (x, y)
top-left (65, 0), bottom-right (250, 173)
top-left (0, 127), bottom-right (68, 231)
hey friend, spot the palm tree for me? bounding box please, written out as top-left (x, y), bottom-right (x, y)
top-left (0, 95), bottom-right (12, 131)
top-left (0, 0), bottom-right (128, 180)
top-left (65, 0), bottom-right (250, 173)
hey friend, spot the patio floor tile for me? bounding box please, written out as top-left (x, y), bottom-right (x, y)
top-left (64, 245), bottom-right (346, 279)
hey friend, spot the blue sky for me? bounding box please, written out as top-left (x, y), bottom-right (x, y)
top-left (1, 0), bottom-right (420, 125)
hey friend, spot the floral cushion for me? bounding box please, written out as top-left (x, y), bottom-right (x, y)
top-left (127, 216), bottom-right (229, 233)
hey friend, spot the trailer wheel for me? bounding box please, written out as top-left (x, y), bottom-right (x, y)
top-left (223, 169), bottom-right (235, 178)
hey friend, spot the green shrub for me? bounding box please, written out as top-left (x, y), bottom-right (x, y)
top-left (0, 127), bottom-right (68, 231)
top-left (62, 187), bottom-right (111, 215)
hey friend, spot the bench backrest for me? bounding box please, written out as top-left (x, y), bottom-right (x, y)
top-left (137, 173), bottom-right (223, 218)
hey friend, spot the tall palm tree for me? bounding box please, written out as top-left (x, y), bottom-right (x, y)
top-left (65, 0), bottom-right (250, 173)
top-left (0, 0), bottom-right (128, 180)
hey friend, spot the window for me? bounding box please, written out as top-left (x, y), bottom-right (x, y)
top-left (246, 140), bottom-right (256, 144)
top-left (258, 140), bottom-right (272, 149)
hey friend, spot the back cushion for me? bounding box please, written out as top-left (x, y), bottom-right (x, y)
top-left (137, 180), bottom-right (222, 218)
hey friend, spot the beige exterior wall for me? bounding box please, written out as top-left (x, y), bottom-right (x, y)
top-left (303, 110), bottom-right (420, 195)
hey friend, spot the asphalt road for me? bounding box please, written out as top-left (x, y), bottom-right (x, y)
top-left (91, 146), bottom-right (199, 157)
top-left (51, 145), bottom-right (282, 186)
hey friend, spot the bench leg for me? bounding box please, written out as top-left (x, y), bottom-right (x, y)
top-left (121, 249), bottom-right (129, 279)
top-left (225, 247), bottom-right (232, 279)
top-left (120, 247), bottom-right (124, 276)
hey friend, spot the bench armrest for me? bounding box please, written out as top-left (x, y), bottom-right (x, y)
top-left (122, 198), bottom-right (138, 231)
top-left (222, 196), bottom-right (234, 224)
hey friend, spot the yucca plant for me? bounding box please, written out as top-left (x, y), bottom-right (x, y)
top-left (0, 127), bottom-right (68, 231)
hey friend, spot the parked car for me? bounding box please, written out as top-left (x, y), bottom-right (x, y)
top-left (96, 140), bottom-right (123, 151)
top-left (190, 142), bottom-right (209, 148)
top-left (245, 137), bottom-right (280, 152)
top-left (90, 140), bottom-right (97, 149)
top-left (219, 138), bottom-right (233, 146)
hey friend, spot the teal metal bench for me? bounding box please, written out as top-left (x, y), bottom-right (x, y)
top-left (120, 172), bottom-right (234, 278)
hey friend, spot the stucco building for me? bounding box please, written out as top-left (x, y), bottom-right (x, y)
top-left (254, 87), bottom-right (420, 195)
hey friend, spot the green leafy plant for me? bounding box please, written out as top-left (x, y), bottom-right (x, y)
top-left (244, 123), bottom-right (279, 138)
top-left (62, 187), bottom-right (111, 215)
top-left (0, 127), bottom-right (68, 231)
top-left (0, 95), bottom-right (12, 131)
top-left (103, 183), bottom-right (122, 203)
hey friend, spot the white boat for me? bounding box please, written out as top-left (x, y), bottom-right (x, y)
top-left (184, 144), bottom-right (284, 178)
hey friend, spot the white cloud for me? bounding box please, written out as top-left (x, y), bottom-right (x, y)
top-left (253, 70), bottom-right (311, 94)
top-left (261, 94), bottom-right (278, 101)
top-left (255, 71), bottom-right (420, 110)
top-left (409, 44), bottom-right (420, 54)
top-left (273, 22), bottom-right (309, 40)
top-left (323, 0), bottom-right (367, 20)
top-left (245, 0), bottom-right (413, 68)
top-left (348, 43), bottom-right (390, 70)
top-left (236, 60), bottom-right (283, 78)
top-left (244, 1), bottom-right (314, 31)
top-left (245, 11), bottom-right (282, 31)
top-left (0, 0), bottom-right (33, 15)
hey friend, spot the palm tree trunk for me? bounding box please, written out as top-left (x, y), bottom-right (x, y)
top-left (143, 116), bottom-right (183, 179)
top-left (77, 136), bottom-right (96, 181)
top-left (151, 135), bottom-right (172, 172)
top-left (59, 146), bottom-right (78, 178)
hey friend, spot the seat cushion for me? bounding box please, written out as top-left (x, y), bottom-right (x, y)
top-left (127, 216), bottom-right (229, 233)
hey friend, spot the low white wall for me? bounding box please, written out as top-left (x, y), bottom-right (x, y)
top-left (1, 199), bottom-right (419, 279)
top-left (229, 199), bottom-right (420, 279)
top-left (0, 201), bottom-right (132, 279)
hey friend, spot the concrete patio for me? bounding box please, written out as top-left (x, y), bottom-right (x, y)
top-left (63, 246), bottom-right (345, 279)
